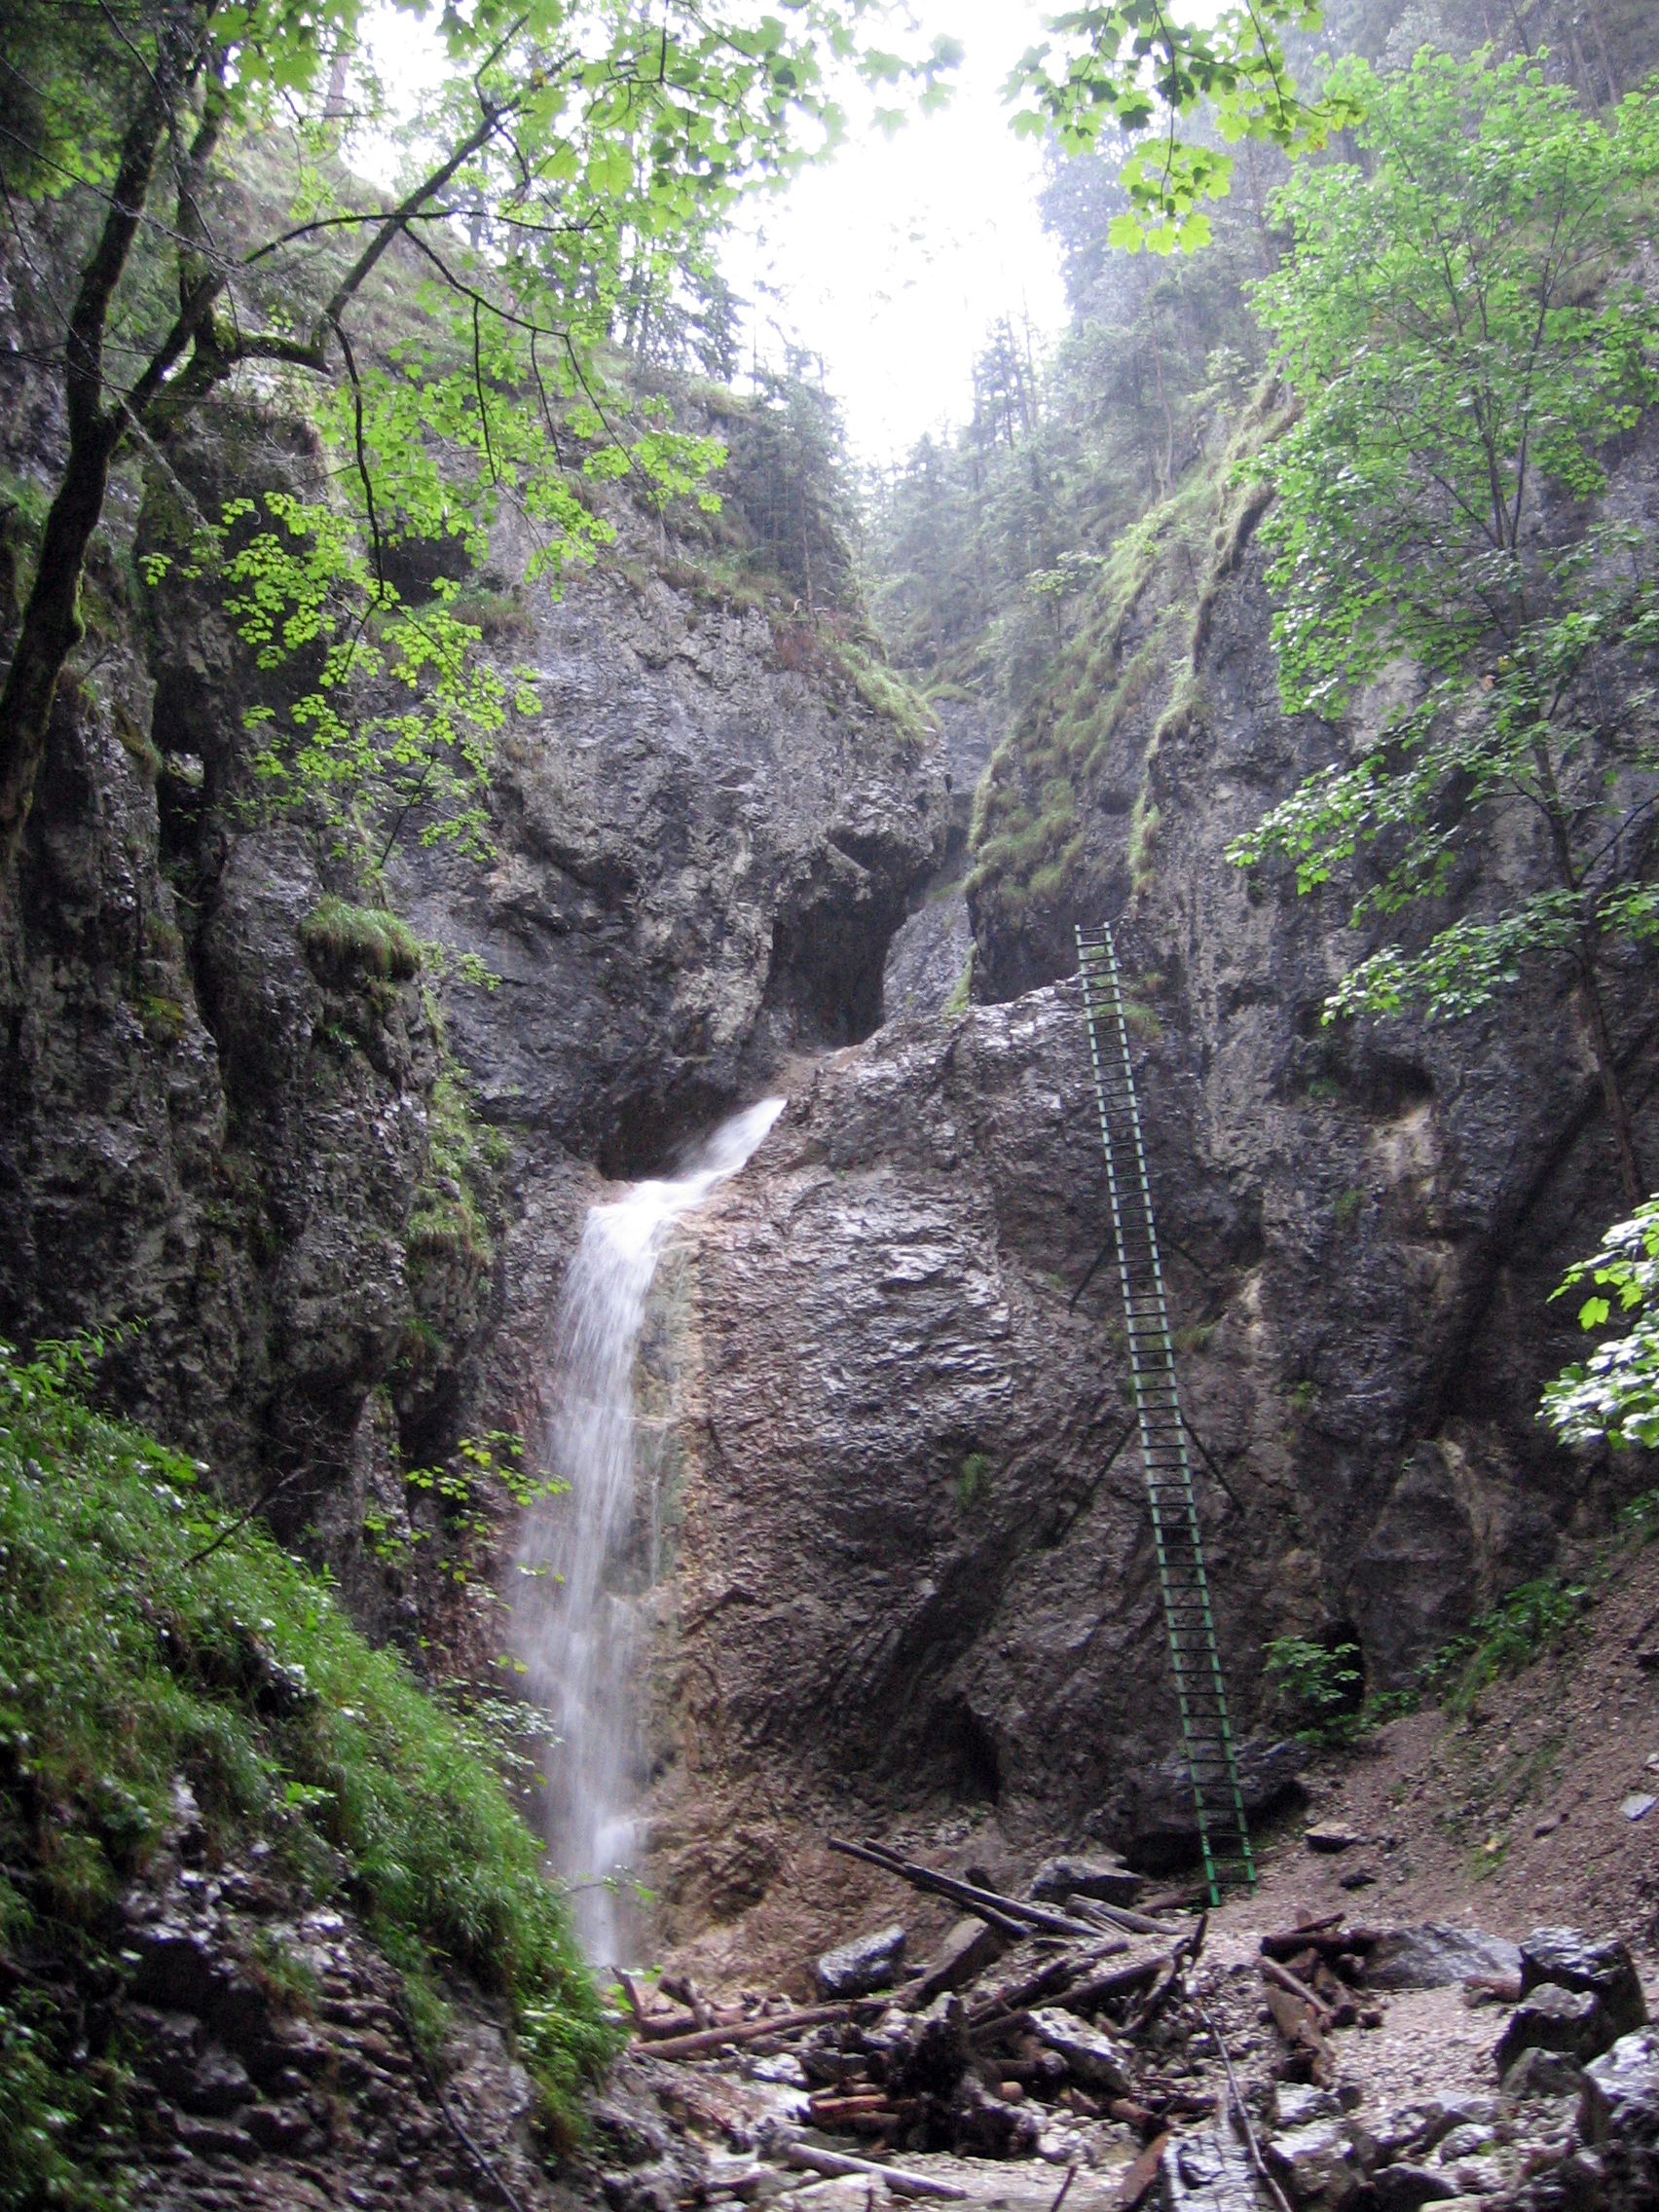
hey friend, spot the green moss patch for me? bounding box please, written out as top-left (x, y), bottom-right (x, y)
top-left (0, 1340), bottom-right (611, 2200)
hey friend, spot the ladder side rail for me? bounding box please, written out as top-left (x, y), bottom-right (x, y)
top-left (1077, 934), bottom-right (1227, 1902)
top-left (1076, 939), bottom-right (1223, 1901)
top-left (1076, 926), bottom-right (1256, 1899)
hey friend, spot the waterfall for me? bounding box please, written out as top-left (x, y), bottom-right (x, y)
top-left (512, 1097), bottom-right (786, 1964)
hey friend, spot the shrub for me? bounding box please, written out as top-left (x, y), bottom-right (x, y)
top-left (1263, 1634), bottom-right (1364, 1746)
top-left (955, 1452), bottom-right (990, 1509)
top-left (1419, 1577), bottom-right (1589, 1715)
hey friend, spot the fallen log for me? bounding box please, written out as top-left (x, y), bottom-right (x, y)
top-left (1262, 1982), bottom-right (1334, 2086)
top-left (783, 2145), bottom-right (967, 2200)
top-left (1066, 1955), bottom-right (1167, 2026)
top-left (660, 1972), bottom-right (717, 2033)
top-left (967, 1940), bottom-right (1128, 2028)
top-left (1061, 1899), bottom-right (1169, 1938)
top-left (1126, 1914), bottom-right (1205, 2040)
top-left (1260, 1926), bottom-right (1378, 1965)
top-left (828, 1839), bottom-right (1101, 1940)
top-left (638, 2001), bottom-right (876, 2061)
top-left (614, 1969), bottom-right (737, 2041)
top-left (809, 2095), bottom-right (895, 2124)
top-left (1060, 1955), bottom-right (1166, 2015)
top-left (1260, 1953), bottom-right (1334, 2026)
top-left (1117, 2132), bottom-right (1168, 2212)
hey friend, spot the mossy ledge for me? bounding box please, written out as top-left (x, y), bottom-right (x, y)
top-left (300, 898), bottom-right (424, 985)
top-left (0, 1339), bottom-right (612, 2203)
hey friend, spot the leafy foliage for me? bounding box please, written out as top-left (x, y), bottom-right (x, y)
top-left (1263, 1632), bottom-right (1364, 1745)
top-left (1245, 51), bottom-right (1659, 720)
top-left (1542, 1196), bottom-right (1659, 1449)
top-left (1007, 2), bottom-right (1363, 252)
top-left (1417, 1576), bottom-right (1590, 1715)
top-left (299, 897), bottom-right (423, 982)
top-left (0, 0), bottom-right (958, 870)
top-left (0, 1335), bottom-right (612, 2175)
top-left (1229, 49), bottom-right (1659, 1198)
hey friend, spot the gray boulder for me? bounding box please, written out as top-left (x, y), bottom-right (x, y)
top-left (1160, 2125), bottom-right (1275, 2209)
top-left (1274, 2084), bottom-right (1343, 2128)
top-left (1581, 2027), bottom-right (1659, 2211)
top-left (1501, 2045), bottom-right (1588, 2104)
top-left (904, 1917), bottom-right (1006, 2009)
top-left (1521, 1929), bottom-right (1648, 2041)
top-left (1494, 1985), bottom-right (1612, 2077)
top-left (1112, 1738), bottom-right (1304, 1872)
top-left (814, 1924), bottom-right (906, 2000)
top-left (1370, 2168), bottom-right (1459, 2212)
top-left (1263, 2117), bottom-right (1365, 2207)
top-left (1028, 1854), bottom-right (1144, 1906)
top-left (1026, 2007), bottom-right (1132, 2093)
top-left (1364, 1925), bottom-right (1523, 1992)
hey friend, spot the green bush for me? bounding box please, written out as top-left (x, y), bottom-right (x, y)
top-left (1263, 1634), bottom-right (1364, 1746)
top-left (955, 1451), bottom-right (990, 1510)
top-left (1419, 1577), bottom-right (1589, 1715)
top-left (0, 1337), bottom-right (612, 2195)
top-left (407, 1069), bottom-right (506, 1266)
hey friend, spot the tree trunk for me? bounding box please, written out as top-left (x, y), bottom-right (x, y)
top-left (0, 426), bottom-right (120, 863)
top-left (0, 37), bottom-right (178, 871)
top-left (1573, 946), bottom-right (1643, 1207)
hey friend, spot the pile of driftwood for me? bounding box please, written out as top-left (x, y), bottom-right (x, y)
top-left (1254, 1916), bottom-right (1386, 2087)
top-left (619, 1838), bottom-right (1224, 2172)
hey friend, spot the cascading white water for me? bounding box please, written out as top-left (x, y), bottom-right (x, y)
top-left (512, 1097), bottom-right (786, 1964)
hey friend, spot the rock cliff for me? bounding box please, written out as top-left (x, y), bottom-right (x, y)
top-left (4, 173), bottom-right (1657, 1989)
top-left (614, 428), bottom-right (1659, 1945)
top-left (0, 207), bottom-right (948, 1567)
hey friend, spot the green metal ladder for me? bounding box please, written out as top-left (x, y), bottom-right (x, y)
top-left (1076, 923), bottom-right (1255, 1907)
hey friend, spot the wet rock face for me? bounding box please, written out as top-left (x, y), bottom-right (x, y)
top-left (947, 437), bottom-right (1659, 1714)
top-left (0, 328), bottom-right (942, 1548)
top-left (1581, 2028), bottom-right (1659, 2212)
top-left (639, 864), bottom-right (1656, 1863)
top-left (107, 1835), bottom-right (579, 2212)
top-left (0, 730), bottom-right (439, 1491)
top-left (1520, 1931), bottom-right (1648, 2044)
top-left (929, 527), bottom-right (1659, 1696)
top-left (640, 991), bottom-right (1265, 1835)
top-left (391, 545), bottom-right (948, 1172)
top-left (883, 893), bottom-right (973, 1023)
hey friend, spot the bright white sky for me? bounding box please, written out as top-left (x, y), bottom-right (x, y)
top-left (362, 1), bottom-right (1070, 470)
top-left (723, 0), bottom-right (1068, 465)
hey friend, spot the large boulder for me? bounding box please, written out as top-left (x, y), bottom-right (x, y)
top-left (1263, 2117), bottom-right (1366, 2208)
top-left (814, 1924), bottom-right (906, 2000)
top-left (1521, 1930), bottom-right (1648, 2041)
top-left (1111, 1739), bottom-right (1305, 1872)
top-left (1028, 1853), bottom-right (1144, 1906)
top-left (1364, 1925), bottom-right (1523, 1993)
top-left (1580, 2027), bottom-right (1659, 2211)
top-left (1025, 2007), bottom-right (1132, 2093)
top-left (1494, 1985), bottom-right (1612, 2077)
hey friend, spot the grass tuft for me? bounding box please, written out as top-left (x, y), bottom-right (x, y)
top-left (300, 897), bottom-right (423, 984)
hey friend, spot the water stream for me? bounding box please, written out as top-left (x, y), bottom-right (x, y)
top-left (512, 1097), bottom-right (786, 1965)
